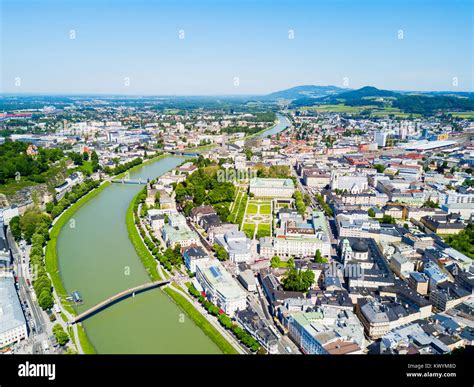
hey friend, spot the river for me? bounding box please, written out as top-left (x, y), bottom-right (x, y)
top-left (56, 156), bottom-right (221, 353)
top-left (55, 113), bottom-right (289, 353)
top-left (258, 113), bottom-right (291, 137)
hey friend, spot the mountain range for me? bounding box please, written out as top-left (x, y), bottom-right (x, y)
top-left (262, 85), bottom-right (348, 100)
top-left (262, 85), bottom-right (474, 115)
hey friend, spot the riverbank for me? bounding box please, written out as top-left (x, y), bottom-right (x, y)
top-left (178, 115), bottom-right (284, 153)
top-left (125, 193), bottom-right (162, 281)
top-left (162, 285), bottom-right (238, 354)
top-left (126, 187), bottom-right (240, 354)
top-left (45, 181), bottom-right (112, 313)
top-left (48, 155), bottom-right (221, 354)
top-left (47, 153), bottom-right (169, 297)
top-left (114, 153), bottom-right (169, 180)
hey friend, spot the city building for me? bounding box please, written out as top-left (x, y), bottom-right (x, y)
top-left (302, 169), bottom-right (331, 188)
top-left (423, 261), bottom-right (449, 291)
top-left (195, 260), bottom-right (247, 317)
top-left (421, 214), bottom-right (466, 235)
top-left (0, 273), bottom-right (28, 348)
top-left (336, 212), bottom-right (381, 239)
top-left (238, 270), bottom-right (257, 292)
top-left (162, 224), bottom-right (199, 248)
top-left (408, 272), bottom-right (429, 295)
top-left (215, 230), bottom-right (252, 263)
top-left (263, 211), bottom-right (331, 258)
top-left (331, 173), bottom-right (368, 193)
top-left (380, 322), bottom-right (450, 355)
top-left (390, 253), bottom-right (415, 279)
top-left (357, 284), bottom-right (432, 339)
top-left (288, 306), bottom-right (365, 355)
top-left (429, 282), bottom-right (471, 312)
top-left (0, 221), bottom-right (11, 267)
top-left (183, 245), bottom-right (210, 273)
top-left (190, 205), bottom-right (217, 223)
top-left (249, 178), bottom-right (295, 198)
top-left (235, 307), bottom-right (279, 354)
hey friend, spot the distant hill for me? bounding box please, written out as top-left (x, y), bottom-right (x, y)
top-left (289, 85), bottom-right (474, 114)
top-left (262, 85), bottom-right (348, 101)
top-left (325, 86), bottom-right (399, 102)
top-left (393, 94), bottom-right (474, 115)
top-left (289, 86), bottom-right (398, 107)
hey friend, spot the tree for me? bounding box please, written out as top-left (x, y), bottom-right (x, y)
top-left (293, 191), bottom-right (306, 215)
top-left (367, 208), bottom-right (376, 218)
top-left (38, 290), bottom-right (54, 310)
top-left (9, 216), bottom-right (22, 241)
top-left (380, 214), bottom-right (396, 224)
top-left (91, 150), bottom-right (99, 163)
top-left (373, 164), bottom-right (386, 173)
top-left (316, 194), bottom-right (333, 217)
top-left (20, 210), bottom-right (50, 243)
top-left (213, 244), bottom-right (229, 261)
top-left (45, 202), bottom-right (55, 214)
top-left (281, 268), bottom-right (315, 292)
top-left (214, 203), bottom-right (230, 222)
top-left (422, 199), bottom-right (439, 208)
top-left (303, 193), bottom-right (311, 206)
top-left (154, 191), bottom-right (161, 205)
top-left (270, 255), bottom-right (281, 268)
top-left (463, 178), bottom-right (474, 186)
top-left (314, 249), bottom-right (327, 263)
top-left (52, 324), bottom-right (70, 346)
top-left (444, 223), bottom-right (474, 259)
top-left (69, 152), bottom-right (83, 166)
top-left (244, 148), bottom-right (253, 161)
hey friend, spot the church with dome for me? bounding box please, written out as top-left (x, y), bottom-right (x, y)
top-left (340, 238), bottom-right (373, 270)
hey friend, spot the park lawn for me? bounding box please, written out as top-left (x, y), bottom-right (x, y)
top-left (77, 161), bottom-right (94, 175)
top-left (242, 223), bottom-right (256, 239)
top-left (230, 189), bottom-right (246, 223)
top-left (235, 194), bottom-right (248, 226)
top-left (229, 190), bottom-right (243, 216)
top-left (259, 204), bottom-right (272, 215)
top-left (67, 326), bottom-right (76, 346)
top-left (256, 223), bottom-right (271, 238)
top-left (162, 286), bottom-right (238, 354)
top-left (246, 203), bottom-right (258, 215)
top-left (77, 323), bottom-right (96, 354)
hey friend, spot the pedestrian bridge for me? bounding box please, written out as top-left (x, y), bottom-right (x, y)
top-left (69, 279), bottom-right (171, 324)
top-left (168, 150), bottom-right (199, 157)
top-left (111, 178), bottom-right (148, 185)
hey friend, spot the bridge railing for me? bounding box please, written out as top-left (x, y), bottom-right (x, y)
top-left (70, 279), bottom-right (171, 324)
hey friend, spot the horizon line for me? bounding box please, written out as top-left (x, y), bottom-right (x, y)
top-left (0, 84), bottom-right (473, 98)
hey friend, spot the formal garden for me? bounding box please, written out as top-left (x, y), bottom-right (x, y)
top-left (241, 199), bottom-right (273, 239)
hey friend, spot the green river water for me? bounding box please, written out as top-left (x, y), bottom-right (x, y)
top-left (56, 156), bottom-right (221, 353)
top-left (55, 115), bottom-right (290, 353)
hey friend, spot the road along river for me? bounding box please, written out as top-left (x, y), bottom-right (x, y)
top-left (56, 155), bottom-right (221, 353)
top-left (55, 112), bottom-right (290, 353)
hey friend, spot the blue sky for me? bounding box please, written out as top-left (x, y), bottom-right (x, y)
top-left (1, 0), bottom-right (472, 94)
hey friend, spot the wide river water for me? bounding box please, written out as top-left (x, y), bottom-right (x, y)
top-left (56, 114), bottom-right (290, 353)
top-left (57, 156), bottom-right (222, 353)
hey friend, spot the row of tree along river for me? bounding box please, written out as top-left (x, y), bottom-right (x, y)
top-left (56, 116), bottom-right (289, 353)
